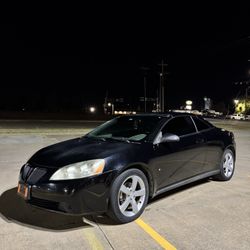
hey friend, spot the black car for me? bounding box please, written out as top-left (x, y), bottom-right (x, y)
top-left (17, 113), bottom-right (236, 223)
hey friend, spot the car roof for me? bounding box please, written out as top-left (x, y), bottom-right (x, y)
top-left (121, 112), bottom-right (214, 128)
top-left (121, 112), bottom-right (199, 119)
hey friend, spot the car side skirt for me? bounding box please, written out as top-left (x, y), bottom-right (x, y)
top-left (154, 170), bottom-right (220, 197)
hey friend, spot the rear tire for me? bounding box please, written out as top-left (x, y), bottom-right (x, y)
top-left (108, 169), bottom-right (149, 223)
top-left (214, 149), bottom-right (235, 181)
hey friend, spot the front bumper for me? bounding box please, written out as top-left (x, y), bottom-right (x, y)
top-left (19, 164), bottom-right (117, 215)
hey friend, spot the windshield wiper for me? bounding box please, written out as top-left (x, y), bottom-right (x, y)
top-left (85, 135), bottom-right (131, 143)
top-left (105, 137), bottom-right (131, 143)
top-left (84, 135), bottom-right (106, 141)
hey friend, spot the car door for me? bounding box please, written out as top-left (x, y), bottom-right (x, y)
top-left (150, 116), bottom-right (206, 191)
top-left (191, 116), bottom-right (224, 172)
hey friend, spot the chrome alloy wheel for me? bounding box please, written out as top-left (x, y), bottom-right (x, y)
top-left (223, 152), bottom-right (234, 178)
top-left (118, 175), bottom-right (146, 217)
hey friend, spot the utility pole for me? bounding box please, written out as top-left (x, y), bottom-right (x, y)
top-left (158, 74), bottom-right (161, 112)
top-left (144, 75), bottom-right (147, 112)
top-left (158, 60), bottom-right (168, 112)
top-left (140, 67), bottom-right (150, 113)
top-left (245, 85), bottom-right (250, 113)
top-left (246, 85), bottom-right (249, 99)
top-left (104, 90), bottom-right (108, 114)
top-left (234, 80), bottom-right (250, 113)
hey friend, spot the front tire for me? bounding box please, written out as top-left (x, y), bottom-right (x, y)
top-left (108, 169), bottom-right (149, 223)
top-left (214, 149), bottom-right (235, 181)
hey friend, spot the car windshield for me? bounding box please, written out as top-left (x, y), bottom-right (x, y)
top-left (86, 116), bottom-right (163, 142)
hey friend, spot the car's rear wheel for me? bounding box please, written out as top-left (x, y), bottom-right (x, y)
top-left (214, 149), bottom-right (235, 181)
top-left (108, 168), bottom-right (149, 223)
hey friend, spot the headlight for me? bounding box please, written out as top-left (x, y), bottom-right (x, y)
top-left (49, 159), bottom-right (105, 181)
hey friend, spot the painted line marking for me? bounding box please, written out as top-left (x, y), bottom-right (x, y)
top-left (83, 228), bottom-right (104, 250)
top-left (135, 218), bottom-right (177, 250)
top-left (83, 217), bottom-right (115, 250)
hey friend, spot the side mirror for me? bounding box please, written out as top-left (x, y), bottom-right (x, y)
top-left (160, 133), bottom-right (180, 143)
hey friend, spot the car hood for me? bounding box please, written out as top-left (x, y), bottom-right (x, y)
top-left (28, 137), bottom-right (139, 168)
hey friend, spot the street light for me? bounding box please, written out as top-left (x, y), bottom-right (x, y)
top-left (89, 107), bottom-right (96, 113)
top-left (234, 99), bottom-right (239, 105)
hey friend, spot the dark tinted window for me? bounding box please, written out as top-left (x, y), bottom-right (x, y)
top-left (162, 116), bottom-right (196, 136)
top-left (87, 116), bottom-right (163, 141)
top-left (192, 116), bottom-right (211, 131)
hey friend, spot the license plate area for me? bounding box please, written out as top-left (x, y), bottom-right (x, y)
top-left (17, 183), bottom-right (30, 200)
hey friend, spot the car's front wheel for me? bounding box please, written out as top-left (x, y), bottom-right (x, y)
top-left (214, 149), bottom-right (235, 181)
top-left (108, 168), bottom-right (149, 223)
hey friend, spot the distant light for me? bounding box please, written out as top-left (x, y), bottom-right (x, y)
top-left (89, 107), bottom-right (96, 113)
top-left (234, 99), bottom-right (239, 105)
top-left (114, 110), bottom-right (136, 115)
top-left (186, 100), bottom-right (192, 105)
top-left (186, 105), bottom-right (192, 110)
top-left (108, 102), bottom-right (112, 107)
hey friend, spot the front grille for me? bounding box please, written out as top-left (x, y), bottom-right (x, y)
top-left (22, 163), bottom-right (47, 183)
top-left (29, 168), bottom-right (47, 183)
top-left (22, 163), bottom-right (34, 181)
top-left (29, 197), bottom-right (60, 211)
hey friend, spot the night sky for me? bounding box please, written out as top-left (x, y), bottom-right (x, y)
top-left (1, 5), bottom-right (250, 113)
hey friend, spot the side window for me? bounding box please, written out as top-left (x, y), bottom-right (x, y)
top-left (162, 116), bottom-right (196, 136)
top-left (192, 116), bottom-right (211, 131)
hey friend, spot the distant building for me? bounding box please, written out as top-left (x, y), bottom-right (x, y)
top-left (103, 96), bottom-right (157, 115)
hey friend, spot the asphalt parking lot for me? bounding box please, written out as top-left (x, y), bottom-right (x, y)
top-left (0, 119), bottom-right (249, 250)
